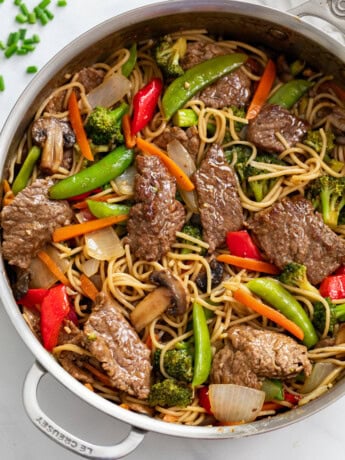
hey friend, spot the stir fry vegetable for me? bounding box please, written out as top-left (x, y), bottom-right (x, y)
top-left (268, 79), bottom-right (313, 109)
top-left (192, 302), bottom-right (212, 387)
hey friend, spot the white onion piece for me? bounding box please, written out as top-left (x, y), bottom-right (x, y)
top-left (114, 165), bottom-right (136, 195)
top-left (29, 246), bottom-right (69, 289)
top-left (82, 258), bottom-right (100, 277)
top-left (301, 362), bottom-right (337, 394)
top-left (167, 139), bottom-right (199, 213)
top-left (85, 226), bottom-right (125, 261)
top-left (86, 73), bottom-right (131, 109)
top-left (209, 384), bottom-right (265, 423)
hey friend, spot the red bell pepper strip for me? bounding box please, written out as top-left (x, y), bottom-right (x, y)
top-left (40, 284), bottom-right (71, 351)
top-left (17, 288), bottom-right (49, 309)
top-left (197, 386), bottom-right (213, 415)
top-left (319, 274), bottom-right (345, 300)
top-left (284, 390), bottom-right (301, 405)
top-left (131, 77), bottom-right (163, 135)
top-left (67, 187), bottom-right (103, 202)
top-left (226, 230), bottom-right (262, 260)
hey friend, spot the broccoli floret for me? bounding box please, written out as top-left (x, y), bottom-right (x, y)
top-left (306, 175), bottom-right (345, 226)
top-left (279, 262), bottom-right (319, 295)
top-left (225, 147), bottom-right (288, 202)
top-left (312, 297), bottom-right (345, 334)
top-left (148, 379), bottom-right (193, 407)
top-left (154, 343), bottom-right (193, 383)
top-left (180, 224), bottom-right (206, 255)
top-left (154, 36), bottom-right (187, 78)
top-left (229, 105), bottom-right (246, 132)
top-left (85, 103), bottom-right (128, 145)
top-left (304, 129), bottom-right (335, 155)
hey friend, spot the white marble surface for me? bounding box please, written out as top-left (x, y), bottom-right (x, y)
top-left (0, 0), bottom-right (345, 458)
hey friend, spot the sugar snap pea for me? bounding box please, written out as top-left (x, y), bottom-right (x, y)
top-left (268, 79), bottom-right (313, 110)
top-left (192, 302), bottom-right (212, 387)
top-left (12, 146), bottom-right (41, 195)
top-left (86, 200), bottom-right (130, 218)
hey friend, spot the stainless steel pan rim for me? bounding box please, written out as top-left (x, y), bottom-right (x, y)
top-left (1, 0), bottom-right (345, 453)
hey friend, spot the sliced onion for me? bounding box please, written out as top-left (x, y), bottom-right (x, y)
top-left (301, 362), bottom-right (337, 394)
top-left (114, 165), bottom-right (136, 195)
top-left (167, 139), bottom-right (199, 213)
top-left (209, 384), bottom-right (265, 423)
top-left (85, 226), bottom-right (125, 261)
top-left (29, 246), bottom-right (70, 289)
top-left (81, 258), bottom-right (100, 277)
top-left (86, 72), bottom-right (131, 109)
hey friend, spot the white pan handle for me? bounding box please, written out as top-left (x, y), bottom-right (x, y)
top-left (23, 361), bottom-right (146, 459)
top-left (287, 0), bottom-right (345, 37)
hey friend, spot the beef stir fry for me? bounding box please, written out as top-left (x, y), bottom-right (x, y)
top-left (2, 30), bottom-right (345, 426)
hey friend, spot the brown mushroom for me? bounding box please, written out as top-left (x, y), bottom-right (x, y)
top-left (31, 117), bottom-right (75, 174)
top-left (328, 107), bottom-right (345, 133)
top-left (130, 269), bottom-right (188, 332)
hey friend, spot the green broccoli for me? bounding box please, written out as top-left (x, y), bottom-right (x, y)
top-left (229, 105), bottom-right (246, 132)
top-left (153, 343), bottom-right (193, 383)
top-left (154, 36), bottom-right (187, 78)
top-left (179, 224), bottom-right (205, 255)
top-left (306, 175), bottom-right (345, 226)
top-left (225, 147), bottom-right (288, 202)
top-left (278, 262), bottom-right (319, 295)
top-left (312, 297), bottom-right (345, 334)
top-left (304, 129), bottom-right (335, 155)
top-left (85, 103), bottom-right (128, 145)
top-left (148, 379), bottom-right (193, 407)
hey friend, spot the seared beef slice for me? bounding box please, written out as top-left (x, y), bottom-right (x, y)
top-left (1, 178), bottom-right (73, 269)
top-left (247, 196), bottom-right (345, 284)
top-left (84, 292), bottom-right (151, 399)
top-left (211, 325), bottom-right (311, 389)
top-left (127, 154), bottom-right (185, 261)
top-left (193, 144), bottom-right (243, 253)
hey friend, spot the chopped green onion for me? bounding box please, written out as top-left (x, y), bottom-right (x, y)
top-left (20, 43), bottom-right (35, 51)
top-left (14, 0), bottom-right (22, 5)
top-left (0, 41), bottom-right (5, 50)
top-left (26, 65), bottom-right (38, 74)
top-left (0, 0), bottom-right (5, 4)
top-left (57, 0), bottom-right (67, 6)
top-left (16, 48), bottom-right (29, 55)
top-left (28, 12), bottom-right (36, 23)
top-left (4, 43), bottom-right (18, 58)
top-left (15, 13), bottom-right (28, 23)
top-left (0, 75), bottom-right (5, 92)
top-left (32, 34), bottom-right (40, 43)
top-left (7, 31), bottom-right (20, 46)
top-left (20, 3), bottom-right (29, 15)
top-left (34, 6), bottom-right (49, 25)
top-left (44, 8), bottom-right (54, 20)
top-left (19, 28), bottom-right (27, 39)
top-left (39, 0), bottom-right (50, 7)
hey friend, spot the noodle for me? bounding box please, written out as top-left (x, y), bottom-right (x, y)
top-left (3, 28), bottom-right (345, 427)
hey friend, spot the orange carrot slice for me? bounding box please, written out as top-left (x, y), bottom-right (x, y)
top-left (217, 254), bottom-right (280, 275)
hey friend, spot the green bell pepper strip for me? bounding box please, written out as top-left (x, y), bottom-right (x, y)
top-left (247, 278), bottom-right (318, 348)
top-left (49, 146), bottom-right (134, 200)
top-left (12, 146), bottom-right (41, 194)
top-left (121, 43), bottom-right (137, 78)
top-left (162, 53), bottom-right (248, 120)
top-left (261, 379), bottom-right (284, 401)
top-left (86, 200), bottom-right (130, 219)
top-left (268, 79), bottom-right (314, 110)
top-left (192, 302), bottom-right (212, 387)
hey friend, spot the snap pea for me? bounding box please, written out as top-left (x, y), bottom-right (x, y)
top-left (247, 278), bottom-right (318, 348)
top-left (162, 53), bottom-right (247, 120)
top-left (49, 146), bottom-right (134, 199)
top-left (192, 302), bottom-right (212, 387)
top-left (121, 43), bottom-right (137, 78)
top-left (268, 79), bottom-right (313, 110)
top-left (12, 146), bottom-right (41, 194)
top-left (86, 200), bottom-right (130, 218)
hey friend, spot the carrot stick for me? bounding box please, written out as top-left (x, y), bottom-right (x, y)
top-left (217, 254), bottom-right (280, 275)
top-left (83, 362), bottom-right (113, 387)
top-left (136, 137), bottom-right (195, 192)
top-left (37, 250), bottom-right (71, 287)
top-left (52, 214), bottom-right (127, 242)
top-left (233, 287), bottom-right (304, 341)
top-left (246, 59), bottom-right (276, 120)
top-left (2, 179), bottom-right (15, 206)
top-left (68, 91), bottom-right (94, 161)
top-left (80, 273), bottom-right (99, 301)
top-left (122, 113), bottom-right (137, 148)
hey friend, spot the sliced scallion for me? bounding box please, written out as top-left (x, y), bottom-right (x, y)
top-left (0, 75), bottom-right (5, 92)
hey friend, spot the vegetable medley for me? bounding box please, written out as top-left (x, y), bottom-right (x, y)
top-left (2, 29), bottom-right (345, 426)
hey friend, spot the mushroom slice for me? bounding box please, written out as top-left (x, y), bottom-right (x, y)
top-left (149, 269), bottom-right (188, 315)
top-left (31, 117), bottom-right (76, 174)
top-left (130, 286), bottom-right (172, 332)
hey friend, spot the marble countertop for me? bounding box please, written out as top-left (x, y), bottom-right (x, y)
top-left (0, 1), bottom-right (344, 458)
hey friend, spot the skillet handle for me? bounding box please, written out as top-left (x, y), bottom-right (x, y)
top-left (287, 0), bottom-right (345, 37)
top-left (23, 361), bottom-right (146, 459)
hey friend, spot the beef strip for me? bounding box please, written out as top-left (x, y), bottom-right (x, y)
top-left (45, 67), bottom-right (105, 113)
top-left (84, 292), bottom-right (152, 399)
top-left (154, 126), bottom-right (200, 162)
top-left (192, 144), bottom-right (243, 253)
top-left (247, 103), bottom-right (309, 153)
top-left (127, 154), bottom-right (185, 261)
top-left (247, 195), bottom-right (345, 285)
top-left (57, 320), bottom-right (94, 384)
top-left (211, 325), bottom-right (312, 389)
top-left (1, 178), bottom-right (73, 269)
top-left (181, 41), bottom-right (252, 108)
